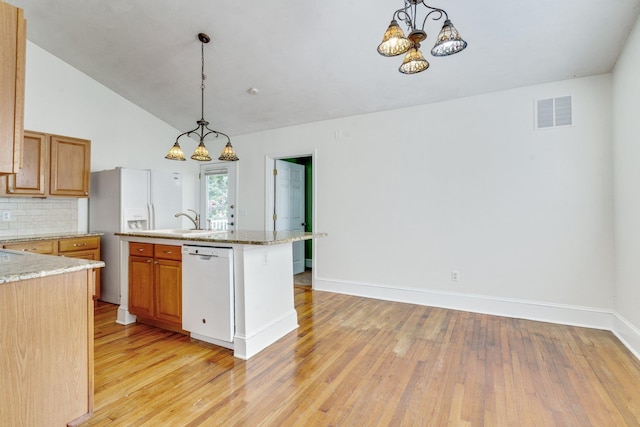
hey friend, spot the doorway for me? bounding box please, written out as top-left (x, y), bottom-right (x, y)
top-left (265, 151), bottom-right (316, 286)
top-left (199, 162), bottom-right (238, 231)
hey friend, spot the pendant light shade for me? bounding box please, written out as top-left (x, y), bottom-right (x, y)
top-left (377, 19), bottom-right (412, 57)
top-left (165, 142), bottom-right (186, 161)
top-left (218, 141), bottom-right (239, 161)
top-left (190, 141), bottom-right (212, 161)
top-left (166, 33), bottom-right (238, 162)
top-left (399, 44), bottom-right (430, 74)
top-left (431, 19), bottom-right (467, 56)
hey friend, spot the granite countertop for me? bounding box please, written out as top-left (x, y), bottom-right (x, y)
top-left (0, 232), bottom-right (104, 244)
top-left (117, 229), bottom-right (327, 245)
top-left (0, 249), bottom-right (105, 284)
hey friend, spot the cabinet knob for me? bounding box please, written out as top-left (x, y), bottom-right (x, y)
top-left (146, 259), bottom-right (152, 263)
top-left (73, 243), bottom-right (87, 247)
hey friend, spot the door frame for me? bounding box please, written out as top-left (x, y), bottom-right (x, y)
top-left (264, 149), bottom-right (318, 282)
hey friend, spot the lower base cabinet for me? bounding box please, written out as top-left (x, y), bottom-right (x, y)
top-left (0, 269), bottom-right (95, 426)
top-left (129, 242), bottom-right (182, 332)
top-left (2, 235), bottom-right (101, 302)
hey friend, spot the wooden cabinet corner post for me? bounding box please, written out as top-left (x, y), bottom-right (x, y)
top-left (0, 0), bottom-right (26, 174)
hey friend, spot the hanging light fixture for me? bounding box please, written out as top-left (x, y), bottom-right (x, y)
top-left (166, 33), bottom-right (238, 162)
top-left (377, 0), bottom-right (467, 75)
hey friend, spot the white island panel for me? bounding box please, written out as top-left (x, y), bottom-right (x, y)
top-left (233, 243), bottom-right (298, 359)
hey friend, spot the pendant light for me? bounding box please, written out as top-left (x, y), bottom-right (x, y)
top-left (377, 0), bottom-right (467, 75)
top-left (166, 33), bottom-right (238, 162)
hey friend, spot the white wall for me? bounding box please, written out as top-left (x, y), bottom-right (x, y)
top-left (23, 39), bottom-right (620, 328)
top-left (233, 75), bottom-right (614, 312)
top-left (22, 42), bottom-right (200, 230)
top-left (613, 17), bottom-right (640, 331)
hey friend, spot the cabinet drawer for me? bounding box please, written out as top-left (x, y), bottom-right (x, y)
top-left (58, 236), bottom-right (99, 252)
top-left (59, 249), bottom-right (98, 260)
top-left (3, 240), bottom-right (55, 254)
top-left (154, 244), bottom-right (181, 261)
top-left (130, 242), bottom-right (153, 257)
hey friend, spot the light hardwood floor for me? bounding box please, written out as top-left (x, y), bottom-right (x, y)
top-left (83, 287), bottom-right (640, 426)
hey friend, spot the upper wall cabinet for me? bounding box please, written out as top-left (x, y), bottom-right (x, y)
top-left (3, 131), bottom-right (91, 198)
top-left (49, 134), bottom-right (91, 197)
top-left (0, 1), bottom-right (26, 174)
top-left (5, 131), bottom-right (47, 196)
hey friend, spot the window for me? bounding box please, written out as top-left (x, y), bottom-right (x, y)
top-left (199, 162), bottom-right (237, 231)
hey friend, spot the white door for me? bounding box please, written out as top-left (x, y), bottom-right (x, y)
top-left (199, 162), bottom-right (237, 231)
top-left (274, 159), bottom-right (305, 274)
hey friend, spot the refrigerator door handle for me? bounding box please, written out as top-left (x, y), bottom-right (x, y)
top-left (149, 203), bottom-right (154, 230)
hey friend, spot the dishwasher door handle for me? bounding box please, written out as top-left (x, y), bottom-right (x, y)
top-left (187, 253), bottom-right (218, 259)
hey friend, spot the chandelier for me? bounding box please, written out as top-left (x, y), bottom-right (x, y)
top-left (166, 33), bottom-right (238, 162)
top-left (377, 0), bottom-right (467, 74)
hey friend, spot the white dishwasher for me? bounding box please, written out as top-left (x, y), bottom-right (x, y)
top-left (182, 245), bottom-right (234, 348)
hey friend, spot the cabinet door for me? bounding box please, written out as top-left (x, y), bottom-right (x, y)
top-left (49, 135), bottom-right (91, 197)
top-left (154, 258), bottom-right (182, 326)
top-left (0, 2), bottom-right (25, 174)
top-left (128, 255), bottom-right (154, 318)
top-left (5, 132), bottom-right (48, 196)
top-left (61, 249), bottom-right (101, 301)
top-left (59, 236), bottom-right (101, 301)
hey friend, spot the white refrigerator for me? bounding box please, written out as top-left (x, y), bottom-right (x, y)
top-left (89, 167), bottom-right (183, 304)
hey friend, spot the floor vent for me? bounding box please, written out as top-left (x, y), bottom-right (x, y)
top-left (536, 96), bottom-right (572, 129)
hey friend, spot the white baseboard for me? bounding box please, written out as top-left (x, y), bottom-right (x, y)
top-left (313, 277), bottom-right (640, 360)
top-left (612, 313), bottom-right (640, 360)
top-left (233, 310), bottom-right (298, 360)
top-left (116, 306), bottom-right (136, 325)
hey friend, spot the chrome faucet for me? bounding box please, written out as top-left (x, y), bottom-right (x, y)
top-left (175, 209), bottom-right (200, 230)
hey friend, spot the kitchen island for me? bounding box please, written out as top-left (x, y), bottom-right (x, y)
top-left (116, 229), bottom-right (325, 359)
top-left (0, 249), bottom-right (104, 426)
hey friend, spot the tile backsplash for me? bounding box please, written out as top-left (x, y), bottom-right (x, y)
top-left (0, 197), bottom-right (78, 238)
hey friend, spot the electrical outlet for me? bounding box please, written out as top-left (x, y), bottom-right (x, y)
top-left (451, 271), bottom-right (460, 282)
top-left (1, 211), bottom-right (10, 222)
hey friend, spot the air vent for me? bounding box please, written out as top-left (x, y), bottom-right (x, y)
top-left (536, 96), bottom-right (572, 129)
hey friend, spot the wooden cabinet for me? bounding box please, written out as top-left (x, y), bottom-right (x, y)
top-left (5, 132), bottom-right (47, 196)
top-left (129, 242), bottom-right (183, 331)
top-left (58, 236), bottom-right (102, 301)
top-left (3, 131), bottom-right (91, 197)
top-left (2, 235), bottom-right (102, 301)
top-left (49, 134), bottom-right (91, 197)
top-left (0, 1), bottom-right (26, 175)
top-left (129, 248), bottom-right (155, 317)
top-left (0, 269), bottom-right (95, 426)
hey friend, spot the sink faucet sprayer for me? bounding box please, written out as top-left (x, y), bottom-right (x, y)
top-left (175, 209), bottom-right (200, 230)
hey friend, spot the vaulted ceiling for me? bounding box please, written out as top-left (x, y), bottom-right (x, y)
top-left (11, 0), bottom-right (640, 137)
